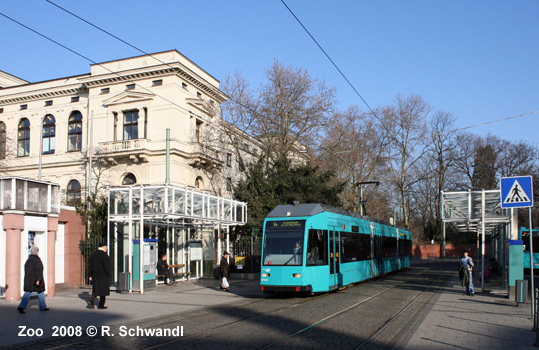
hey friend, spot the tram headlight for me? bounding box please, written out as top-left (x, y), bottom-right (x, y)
top-left (262, 273), bottom-right (270, 277)
top-left (292, 273), bottom-right (302, 278)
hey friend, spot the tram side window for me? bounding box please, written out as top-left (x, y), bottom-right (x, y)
top-left (382, 236), bottom-right (398, 257)
top-left (307, 229), bottom-right (328, 266)
top-left (522, 233), bottom-right (539, 252)
top-left (400, 239), bottom-right (412, 257)
top-left (341, 232), bottom-right (371, 262)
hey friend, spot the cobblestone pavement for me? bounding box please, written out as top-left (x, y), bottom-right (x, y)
top-left (2, 264), bottom-right (537, 349)
top-left (403, 272), bottom-right (537, 350)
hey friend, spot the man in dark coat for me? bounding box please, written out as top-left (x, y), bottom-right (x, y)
top-left (17, 245), bottom-right (49, 313)
top-left (157, 253), bottom-right (176, 285)
top-left (88, 242), bottom-right (111, 309)
top-left (220, 251), bottom-right (230, 291)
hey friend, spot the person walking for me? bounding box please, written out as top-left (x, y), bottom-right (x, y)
top-left (88, 242), bottom-right (111, 309)
top-left (459, 250), bottom-right (475, 296)
top-left (220, 251), bottom-right (230, 292)
top-left (17, 245), bottom-right (49, 313)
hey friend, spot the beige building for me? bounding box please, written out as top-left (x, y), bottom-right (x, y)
top-left (0, 50), bottom-right (257, 284)
top-left (0, 49), bottom-right (258, 204)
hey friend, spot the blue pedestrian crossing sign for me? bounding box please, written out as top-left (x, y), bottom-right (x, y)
top-left (500, 176), bottom-right (534, 208)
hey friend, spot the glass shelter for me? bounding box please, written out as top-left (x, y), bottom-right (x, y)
top-left (108, 184), bottom-right (247, 293)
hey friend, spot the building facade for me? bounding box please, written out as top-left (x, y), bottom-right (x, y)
top-left (0, 50), bottom-right (259, 290)
top-left (0, 50), bottom-right (258, 202)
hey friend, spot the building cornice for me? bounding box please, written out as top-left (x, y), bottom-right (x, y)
top-left (79, 65), bottom-right (228, 104)
top-left (0, 85), bottom-right (87, 105)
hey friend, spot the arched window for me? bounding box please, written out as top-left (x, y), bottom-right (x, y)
top-left (68, 111), bottom-right (83, 151)
top-left (17, 118), bottom-right (30, 157)
top-left (66, 180), bottom-right (81, 206)
top-left (122, 173), bottom-right (137, 185)
top-left (0, 121), bottom-right (6, 160)
top-left (123, 110), bottom-right (139, 140)
top-left (42, 114), bottom-right (56, 154)
top-left (195, 176), bottom-right (203, 189)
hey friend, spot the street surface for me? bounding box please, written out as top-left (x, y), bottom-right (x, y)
top-left (1, 263), bottom-right (455, 349)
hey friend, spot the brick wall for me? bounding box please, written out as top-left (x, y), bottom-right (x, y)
top-left (59, 209), bottom-right (85, 288)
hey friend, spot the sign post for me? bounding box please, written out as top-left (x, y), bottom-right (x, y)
top-left (501, 176), bottom-right (534, 318)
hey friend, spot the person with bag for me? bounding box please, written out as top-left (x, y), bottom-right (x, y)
top-left (220, 251), bottom-right (230, 292)
top-left (17, 245), bottom-right (49, 313)
top-left (459, 250), bottom-right (475, 296)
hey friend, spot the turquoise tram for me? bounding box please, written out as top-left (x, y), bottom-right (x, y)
top-left (260, 203), bottom-right (413, 293)
top-left (520, 227), bottom-right (539, 270)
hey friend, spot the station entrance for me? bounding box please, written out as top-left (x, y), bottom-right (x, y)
top-left (108, 184), bottom-right (247, 293)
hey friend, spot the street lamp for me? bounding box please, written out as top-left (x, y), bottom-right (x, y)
top-left (355, 181), bottom-right (380, 216)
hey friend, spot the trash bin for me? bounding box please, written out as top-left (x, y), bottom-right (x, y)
top-left (516, 279), bottom-right (528, 304)
top-left (118, 272), bottom-right (130, 294)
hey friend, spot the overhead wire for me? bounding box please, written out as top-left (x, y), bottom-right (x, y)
top-left (0, 11), bottom-right (192, 117)
top-left (44, 0), bottom-right (265, 126)
top-left (280, 1), bottom-right (539, 137)
top-left (280, 0), bottom-right (379, 119)
top-left (439, 110), bottom-right (539, 135)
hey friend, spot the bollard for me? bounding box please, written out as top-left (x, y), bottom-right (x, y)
top-left (535, 289), bottom-right (539, 347)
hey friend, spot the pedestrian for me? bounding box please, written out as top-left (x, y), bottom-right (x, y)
top-left (17, 245), bottom-right (49, 313)
top-left (220, 251), bottom-right (230, 292)
top-left (88, 242), bottom-right (111, 309)
top-left (459, 250), bottom-right (474, 296)
top-left (157, 253), bottom-right (176, 285)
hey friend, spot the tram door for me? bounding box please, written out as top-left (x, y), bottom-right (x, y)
top-left (329, 228), bottom-right (340, 290)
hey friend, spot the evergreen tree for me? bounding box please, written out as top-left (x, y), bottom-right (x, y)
top-left (233, 156), bottom-right (345, 236)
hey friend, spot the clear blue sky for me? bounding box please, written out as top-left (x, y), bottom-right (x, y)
top-left (1, 1), bottom-right (537, 144)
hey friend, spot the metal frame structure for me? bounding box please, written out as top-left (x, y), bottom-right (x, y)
top-left (441, 189), bottom-right (514, 293)
top-left (108, 184), bottom-right (247, 293)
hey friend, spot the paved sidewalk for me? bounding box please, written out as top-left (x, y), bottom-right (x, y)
top-left (2, 268), bottom-right (538, 349)
top-left (404, 273), bottom-right (538, 349)
top-left (0, 278), bottom-right (263, 348)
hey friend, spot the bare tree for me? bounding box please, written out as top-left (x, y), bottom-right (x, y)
top-left (381, 94), bottom-right (431, 228)
top-left (318, 106), bottom-right (389, 218)
top-left (222, 59), bottom-right (337, 162)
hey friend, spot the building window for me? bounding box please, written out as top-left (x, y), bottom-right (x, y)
top-left (123, 110), bottom-right (139, 140)
top-left (68, 111), bottom-right (83, 151)
top-left (0, 108), bottom-right (4, 113)
top-left (71, 96), bottom-right (80, 103)
top-left (195, 176), bottom-right (203, 189)
top-left (20, 104), bottom-right (27, 110)
top-left (195, 119), bottom-right (203, 143)
top-left (126, 83), bottom-right (135, 90)
top-left (226, 177), bottom-right (232, 192)
top-left (17, 118), bottom-right (30, 157)
top-left (197, 92), bottom-right (202, 98)
top-left (66, 180), bottom-right (81, 206)
top-left (122, 173), bottom-right (137, 185)
top-left (45, 100), bottom-right (53, 106)
top-left (42, 114), bottom-right (56, 154)
top-left (0, 121), bottom-right (6, 160)
top-left (182, 82), bottom-right (187, 90)
top-left (101, 88), bottom-right (110, 94)
top-left (152, 79), bottom-right (162, 86)
top-left (226, 153), bottom-right (232, 167)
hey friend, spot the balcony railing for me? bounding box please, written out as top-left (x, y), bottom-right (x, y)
top-left (99, 139), bottom-right (148, 153)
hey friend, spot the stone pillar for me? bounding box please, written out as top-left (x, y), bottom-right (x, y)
top-left (4, 213), bottom-right (24, 302)
top-left (47, 216), bottom-right (58, 297)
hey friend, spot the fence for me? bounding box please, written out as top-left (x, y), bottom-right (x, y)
top-left (230, 237), bottom-right (262, 274)
top-left (79, 237), bottom-right (101, 287)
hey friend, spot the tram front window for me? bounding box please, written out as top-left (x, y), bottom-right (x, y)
top-left (263, 220), bottom-right (305, 266)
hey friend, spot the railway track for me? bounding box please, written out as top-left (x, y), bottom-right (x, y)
top-left (7, 263), bottom-right (454, 350)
